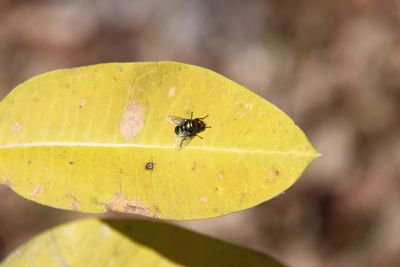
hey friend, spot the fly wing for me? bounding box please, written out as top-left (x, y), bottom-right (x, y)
top-left (175, 131), bottom-right (193, 149)
top-left (174, 135), bottom-right (186, 150)
top-left (166, 116), bottom-right (186, 126)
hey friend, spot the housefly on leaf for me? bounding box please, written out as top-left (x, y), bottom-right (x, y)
top-left (167, 112), bottom-right (211, 149)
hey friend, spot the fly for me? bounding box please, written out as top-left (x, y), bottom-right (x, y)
top-left (167, 112), bottom-right (211, 149)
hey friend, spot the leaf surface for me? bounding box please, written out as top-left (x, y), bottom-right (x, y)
top-left (1, 219), bottom-right (284, 267)
top-left (0, 62), bottom-right (319, 219)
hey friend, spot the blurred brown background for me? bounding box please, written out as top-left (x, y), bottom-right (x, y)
top-left (1, 1), bottom-right (400, 266)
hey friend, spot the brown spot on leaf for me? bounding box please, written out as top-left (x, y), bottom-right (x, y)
top-left (145, 162), bottom-right (154, 170)
top-left (104, 192), bottom-right (157, 217)
top-left (11, 121), bottom-right (22, 134)
top-left (120, 101), bottom-right (144, 142)
top-left (32, 185), bottom-right (43, 197)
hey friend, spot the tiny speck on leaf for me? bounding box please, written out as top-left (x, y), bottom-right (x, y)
top-left (11, 121), bottom-right (22, 134)
top-left (32, 185), bottom-right (43, 197)
top-left (71, 199), bottom-right (80, 211)
top-left (167, 87), bottom-right (176, 97)
top-left (266, 169), bottom-right (279, 183)
top-left (200, 195), bottom-right (208, 202)
top-left (79, 99), bottom-right (86, 108)
top-left (145, 162), bottom-right (154, 170)
top-left (2, 179), bottom-right (11, 188)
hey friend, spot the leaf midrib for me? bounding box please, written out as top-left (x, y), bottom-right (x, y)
top-left (0, 142), bottom-right (318, 157)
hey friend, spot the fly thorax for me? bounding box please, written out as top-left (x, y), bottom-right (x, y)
top-left (184, 121), bottom-right (193, 131)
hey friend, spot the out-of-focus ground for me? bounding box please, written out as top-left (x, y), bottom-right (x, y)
top-left (1, 1), bottom-right (399, 266)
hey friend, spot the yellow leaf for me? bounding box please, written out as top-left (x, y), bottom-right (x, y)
top-left (0, 62), bottom-right (319, 219)
top-left (1, 219), bottom-right (284, 267)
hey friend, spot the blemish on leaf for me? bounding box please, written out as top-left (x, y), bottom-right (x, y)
top-left (104, 192), bottom-right (156, 217)
top-left (11, 121), bottom-right (22, 134)
top-left (266, 169), bottom-right (279, 183)
top-left (27, 160), bottom-right (32, 164)
top-left (192, 162), bottom-right (196, 171)
top-left (100, 225), bottom-right (112, 237)
top-left (32, 185), bottom-right (43, 197)
top-left (200, 195), bottom-right (208, 203)
top-left (167, 87), bottom-right (176, 97)
top-left (217, 172), bottom-right (224, 180)
top-left (244, 104), bottom-right (253, 111)
top-left (2, 178), bottom-right (11, 188)
top-left (69, 161), bottom-right (74, 165)
top-left (212, 208), bottom-right (220, 214)
top-left (79, 99), bottom-right (86, 108)
top-left (120, 101), bottom-right (144, 142)
top-left (71, 199), bottom-right (80, 211)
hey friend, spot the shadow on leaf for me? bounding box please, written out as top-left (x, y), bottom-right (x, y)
top-left (104, 219), bottom-right (284, 267)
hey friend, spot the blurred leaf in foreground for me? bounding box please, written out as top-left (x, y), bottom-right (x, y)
top-left (1, 219), bottom-right (284, 267)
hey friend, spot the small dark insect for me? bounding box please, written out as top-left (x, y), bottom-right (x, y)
top-left (145, 162), bottom-right (154, 170)
top-left (167, 112), bottom-right (211, 149)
